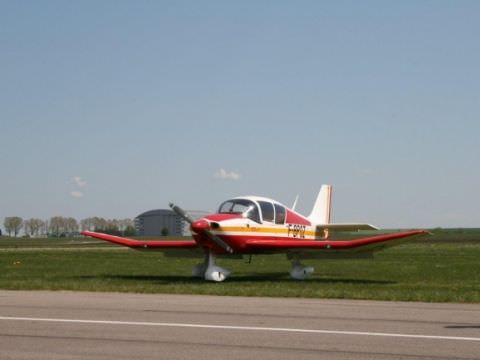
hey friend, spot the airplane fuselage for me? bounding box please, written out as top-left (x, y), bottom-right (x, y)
top-left (191, 213), bottom-right (321, 254)
top-left (189, 196), bottom-right (325, 254)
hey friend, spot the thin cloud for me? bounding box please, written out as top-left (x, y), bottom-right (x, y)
top-left (72, 176), bottom-right (87, 188)
top-left (214, 168), bottom-right (241, 181)
top-left (70, 191), bottom-right (84, 198)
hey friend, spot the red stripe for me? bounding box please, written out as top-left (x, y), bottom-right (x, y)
top-left (204, 214), bottom-right (243, 221)
top-left (285, 210), bottom-right (311, 225)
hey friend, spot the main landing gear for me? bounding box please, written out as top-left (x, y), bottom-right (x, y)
top-left (290, 259), bottom-right (315, 280)
top-left (192, 253), bottom-right (313, 281)
top-left (192, 252), bottom-right (231, 282)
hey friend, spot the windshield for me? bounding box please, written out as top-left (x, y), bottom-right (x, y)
top-left (218, 199), bottom-right (261, 223)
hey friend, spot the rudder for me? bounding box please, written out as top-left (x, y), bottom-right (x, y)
top-left (308, 185), bottom-right (332, 225)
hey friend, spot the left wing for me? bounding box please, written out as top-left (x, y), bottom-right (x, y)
top-left (81, 231), bottom-right (198, 249)
top-left (245, 230), bottom-right (428, 252)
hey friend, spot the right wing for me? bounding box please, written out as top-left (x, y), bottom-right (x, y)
top-left (81, 231), bottom-right (198, 250)
top-left (317, 223), bottom-right (379, 232)
top-left (245, 230), bottom-right (428, 252)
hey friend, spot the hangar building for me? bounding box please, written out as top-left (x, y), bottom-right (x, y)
top-left (134, 209), bottom-right (209, 236)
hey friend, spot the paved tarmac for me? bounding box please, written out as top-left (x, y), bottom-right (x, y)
top-left (0, 290), bottom-right (479, 359)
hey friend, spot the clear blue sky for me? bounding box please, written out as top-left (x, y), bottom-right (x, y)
top-left (1, 0), bottom-right (479, 229)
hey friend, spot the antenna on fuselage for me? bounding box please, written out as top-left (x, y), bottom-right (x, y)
top-left (291, 195), bottom-right (299, 211)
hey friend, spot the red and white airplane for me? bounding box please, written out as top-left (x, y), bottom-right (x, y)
top-left (81, 185), bottom-right (427, 282)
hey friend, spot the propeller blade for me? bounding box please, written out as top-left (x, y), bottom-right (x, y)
top-left (206, 231), bottom-right (233, 254)
top-left (170, 203), bottom-right (233, 253)
top-left (169, 203), bottom-right (194, 224)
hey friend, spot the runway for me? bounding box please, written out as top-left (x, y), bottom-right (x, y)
top-left (0, 291), bottom-right (479, 359)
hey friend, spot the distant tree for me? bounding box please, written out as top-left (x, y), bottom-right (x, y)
top-left (49, 216), bottom-right (61, 237)
top-left (124, 225), bottom-right (136, 236)
top-left (23, 219), bottom-right (31, 236)
top-left (49, 216), bottom-right (68, 237)
top-left (35, 219), bottom-right (46, 236)
top-left (118, 218), bottom-right (134, 235)
top-left (80, 217), bottom-right (95, 231)
top-left (23, 218), bottom-right (44, 237)
top-left (81, 217), bottom-right (134, 236)
top-left (80, 217), bottom-right (107, 232)
top-left (104, 219), bottom-right (120, 235)
top-left (65, 217), bottom-right (78, 233)
top-left (93, 217), bottom-right (108, 232)
top-left (4, 217), bottom-right (23, 237)
top-left (161, 227), bottom-right (169, 236)
top-left (41, 219), bottom-right (49, 236)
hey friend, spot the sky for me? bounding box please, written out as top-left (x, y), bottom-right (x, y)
top-left (1, 0), bottom-right (479, 229)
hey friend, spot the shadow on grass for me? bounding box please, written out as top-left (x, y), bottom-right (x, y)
top-left (75, 274), bottom-right (395, 285)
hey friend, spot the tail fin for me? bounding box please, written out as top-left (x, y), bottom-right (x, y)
top-left (308, 185), bottom-right (332, 225)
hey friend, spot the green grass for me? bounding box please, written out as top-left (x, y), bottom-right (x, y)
top-left (0, 236), bottom-right (112, 248)
top-left (1, 229), bottom-right (480, 302)
top-left (0, 235), bottom-right (190, 248)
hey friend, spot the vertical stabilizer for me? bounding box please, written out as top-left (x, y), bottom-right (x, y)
top-left (308, 185), bottom-right (332, 225)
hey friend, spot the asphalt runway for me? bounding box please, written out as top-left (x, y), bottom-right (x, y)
top-left (0, 291), bottom-right (479, 359)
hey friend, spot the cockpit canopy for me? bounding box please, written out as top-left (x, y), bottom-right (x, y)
top-left (218, 198), bottom-right (286, 224)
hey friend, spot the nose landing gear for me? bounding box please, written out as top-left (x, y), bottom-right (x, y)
top-left (192, 252), bottom-right (231, 282)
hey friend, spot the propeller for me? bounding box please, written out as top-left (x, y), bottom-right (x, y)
top-left (169, 203), bottom-right (233, 253)
top-left (169, 203), bottom-right (194, 224)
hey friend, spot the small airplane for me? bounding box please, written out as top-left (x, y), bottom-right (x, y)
top-left (81, 185), bottom-right (428, 282)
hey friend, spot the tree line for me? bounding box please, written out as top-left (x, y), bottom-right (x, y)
top-left (2, 216), bottom-right (135, 237)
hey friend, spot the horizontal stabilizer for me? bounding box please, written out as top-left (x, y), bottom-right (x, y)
top-left (81, 231), bottom-right (198, 249)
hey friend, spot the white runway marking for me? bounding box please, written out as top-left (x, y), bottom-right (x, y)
top-left (1, 316), bottom-right (479, 342)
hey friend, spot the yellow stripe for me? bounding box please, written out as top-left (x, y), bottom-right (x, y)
top-left (217, 226), bottom-right (317, 237)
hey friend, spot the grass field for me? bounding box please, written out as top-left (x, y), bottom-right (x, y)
top-left (1, 229), bottom-right (479, 303)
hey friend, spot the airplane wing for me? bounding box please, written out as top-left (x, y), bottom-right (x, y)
top-left (81, 231), bottom-right (198, 250)
top-left (245, 230), bottom-right (428, 252)
top-left (317, 223), bottom-right (379, 232)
